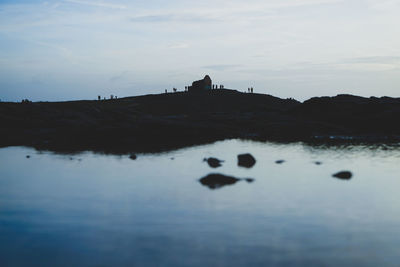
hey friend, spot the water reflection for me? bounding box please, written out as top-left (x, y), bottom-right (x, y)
top-left (1, 141), bottom-right (400, 266)
top-left (199, 173), bottom-right (254, 189)
top-left (332, 171), bottom-right (353, 180)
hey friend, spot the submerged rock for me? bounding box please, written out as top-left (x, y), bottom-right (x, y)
top-left (237, 153), bottom-right (256, 168)
top-left (129, 154), bottom-right (137, 160)
top-left (275, 160), bottom-right (285, 164)
top-left (199, 173), bottom-right (254, 189)
top-left (332, 171), bottom-right (352, 180)
top-left (204, 157), bottom-right (224, 168)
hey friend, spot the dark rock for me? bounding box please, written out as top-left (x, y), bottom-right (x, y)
top-left (188, 75), bottom-right (212, 93)
top-left (199, 173), bottom-right (254, 189)
top-left (200, 174), bottom-right (239, 189)
top-left (275, 160), bottom-right (285, 164)
top-left (332, 171), bottom-right (352, 180)
top-left (26, 155), bottom-right (30, 159)
top-left (237, 153), bottom-right (256, 168)
top-left (204, 157), bottom-right (224, 168)
top-left (129, 154), bottom-right (137, 160)
top-left (2, 90), bottom-right (400, 155)
top-left (314, 161), bottom-right (322, 165)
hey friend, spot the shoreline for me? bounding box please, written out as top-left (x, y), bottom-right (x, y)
top-left (1, 89), bottom-right (400, 154)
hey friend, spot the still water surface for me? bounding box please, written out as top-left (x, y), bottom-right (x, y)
top-left (0, 140), bottom-right (400, 266)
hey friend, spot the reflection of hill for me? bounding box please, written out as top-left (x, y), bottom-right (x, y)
top-left (1, 90), bottom-right (400, 153)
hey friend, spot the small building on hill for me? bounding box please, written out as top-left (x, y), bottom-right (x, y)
top-left (188, 75), bottom-right (212, 93)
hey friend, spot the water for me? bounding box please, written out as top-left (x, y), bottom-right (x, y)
top-left (0, 140), bottom-right (400, 266)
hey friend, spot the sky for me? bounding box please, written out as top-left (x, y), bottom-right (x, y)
top-left (1, 0), bottom-right (400, 101)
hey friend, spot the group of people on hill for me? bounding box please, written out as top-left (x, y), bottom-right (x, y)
top-left (165, 84), bottom-right (226, 94)
top-left (212, 84), bottom-right (225, 90)
top-left (98, 95), bottom-right (118, 101)
top-left (164, 85), bottom-right (255, 94)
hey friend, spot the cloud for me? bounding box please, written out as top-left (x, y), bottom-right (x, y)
top-left (330, 56), bottom-right (400, 72)
top-left (202, 64), bottom-right (242, 71)
top-left (109, 71), bottom-right (129, 82)
top-left (1, 0), bottom-right (400, 101)
top-left (254, 0), bottom-right (344, 9)
top-left (128, 0), bottom-right (344, 25)
top-left (130, 13), bottom-right (220, 24)
top-left (366, 0), bottom-right (400, 11)
top-left (64, 0), bottom-right (127, 9)
top-left (343, 56), bottom-right (400, 64)
top-left (130, 14), bottom-right (171, 23)
top-left (168, 43), bottom-right (189, 49)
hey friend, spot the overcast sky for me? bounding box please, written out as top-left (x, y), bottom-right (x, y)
top-left (1, 0), bottom-right (400, 101)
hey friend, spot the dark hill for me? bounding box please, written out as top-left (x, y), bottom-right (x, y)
top-left (1, 90), bottom-right (399, 153)
top-left (291, 94), bottom-right (400, 137)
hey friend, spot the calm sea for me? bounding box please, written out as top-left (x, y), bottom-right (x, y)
top-left (0, 140), bottom-right (399, 266)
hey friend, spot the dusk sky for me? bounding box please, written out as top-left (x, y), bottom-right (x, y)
top-left (1, 0), bottom-right (400, 101)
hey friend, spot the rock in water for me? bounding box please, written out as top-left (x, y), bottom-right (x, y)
top-left (332, 171), bottom-right (352, 180)
top-left (199, 174), bottom-right (240, 189)
top-left (275, 160), bottom-right (285, 164)
top-left (237, 153), bottom-right (256, 168)
top-left (204, 157), bottom-right (224, 168)
top-left (129, 154), bottom-right (137, 160)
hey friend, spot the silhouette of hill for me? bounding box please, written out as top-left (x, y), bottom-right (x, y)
top-left (1, 89), bottom-right (399, 153)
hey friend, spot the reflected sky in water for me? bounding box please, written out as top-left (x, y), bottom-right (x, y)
top-left (0, 140), bottom-right (400, 266)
